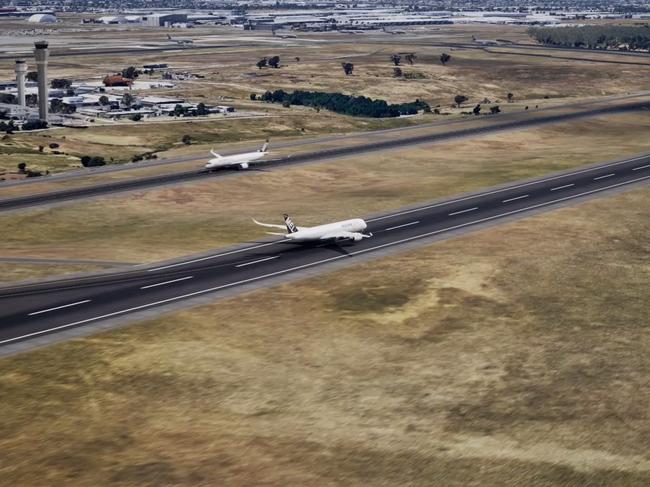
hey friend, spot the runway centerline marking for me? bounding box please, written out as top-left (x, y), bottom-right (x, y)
top-left (148, 240), bottom-right (283, 272)
top-left (384, 221), bottom-right (420, 231)
top-left (632, 164), bottom-right (650, 171)
top-left (28, 300), bottom-right (91, 316)
top-left (367, 154), bottom-right (650, 222)
top-left (449, 207), bottom-right (478, 216)
top-left (235, 256), bottom-right (279, 267)
top-left (502, 194), bottom-right (530, 203)
top-left (594, 173), bottom-right (615, 180)
top-left (140, 276), bottom-right (193, 290)
top-left (550, 183), bottom-right (575, 191)
top-left (3, 174), bottom-right (650, 346)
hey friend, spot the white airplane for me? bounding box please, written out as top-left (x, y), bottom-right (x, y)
top-left (272, 30), bottom-right (297, 39)
top-left (253, 214), bottom-right (372, 243)
top-left (205, 142), bottom-right (269, 170)
top-left (167, 34), bottom-right (193, 46)
top-left (471, 35), bottom-right (498, 46)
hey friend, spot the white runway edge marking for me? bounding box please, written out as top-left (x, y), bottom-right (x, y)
top-left (3, 174), bottom-right (649, 346)
top-left (367, 154), bottom-right (650, 223)
top-left (235, 256), bottom-right (279, 267)
top-left (550, 183), bottom-right (575, 191)
top-left (140, 276), bottom-right (193, 290)
top-left (594, 173), bottom-right (615, 180)
top-left (502, 194), bottom-right (530, 203)
top-left (449, 207), bottom-right (478, 216)
top-left (384, 221), bottom-right (420, 231)
top-left (632, 164), bottom-right (650, 171)
top-left (28, 300), bottom-right (91, 316)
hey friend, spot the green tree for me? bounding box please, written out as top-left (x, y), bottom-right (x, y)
top-left (26, 71), bottom-right (38, 82)
top-left (181, 134), bottom-right (191, 145)
top-left (454, 95), bottom-right (468, 108)
top-left (121, 66), bottom-right (139, 79)
top-left (268, 55), bottom-right (281, 68)
top-left (51, 78), bottom-right (72, 89)
top-left (99, 95), bottom-right (109, 106)
top-left (404, 53), bottom-right (416, 65)
top-left (122, 92), bottom-right (134, 108)
top-left (341, 62), bottom-right (354, 75)
top-left (390, 54), bottom-right (401, 66)
top-left (440, 53), bottom-right (451, 65)
top-left (196, 103), bottom-right (209, 115)
top-left (256, 58), bottom-right (267, 69)
top-left (393, 67), bottom-right (403, 78)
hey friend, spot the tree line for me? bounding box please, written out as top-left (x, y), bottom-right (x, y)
top-left (259, 90), bottom-right (430, 118)
top-left (528, 25), bottom-right (650, 50)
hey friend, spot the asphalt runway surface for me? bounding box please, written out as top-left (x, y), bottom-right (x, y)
top-left (1, 99), bottom-right (649, 213)
top-left (1, 153), bottom-right (649, 350)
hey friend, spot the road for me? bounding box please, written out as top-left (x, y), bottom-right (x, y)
top-left (1, 99), bottom-right (648, 213)
top-left (1, 153), bottom-right (649, 350)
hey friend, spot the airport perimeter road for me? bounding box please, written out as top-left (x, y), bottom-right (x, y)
top-left (1, 99), bottom-right (649, 213)
top-left (1, 154), bottom-right (649, 350)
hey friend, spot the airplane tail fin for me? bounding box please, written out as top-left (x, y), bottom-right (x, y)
top-left (283, 214), bottom-right (298, 234)
top-left (210, 148), bottom-right (222, 159)
top-left (260, 140), bottom-right (269, 153)
top-left (167, 34), bottom-right (172, 39)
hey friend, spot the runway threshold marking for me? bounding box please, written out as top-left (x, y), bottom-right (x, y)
top-left (235, 256), bottom-right (279, 267)
top-left (28, 300), bottom-right (91, 316)
top-left (449, 207), bottom-right (478, 216)
top-left (594, 173), bottom-right (615, 180)
top-left (502, 194), bottom-right (530, 203)
top-left (551, 183), bottom-right (575, 191)
top-left (384, 221), bottom-right (420, 231)
top-left (140, 276), bottom-right (194, 289)
top-left (632, 164), bottom-right (650, 171)
top-left (4, 174), bottom-right (650, 346)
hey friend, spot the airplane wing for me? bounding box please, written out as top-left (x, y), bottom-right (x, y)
top-left (252, 218), bottom-right (286, 230)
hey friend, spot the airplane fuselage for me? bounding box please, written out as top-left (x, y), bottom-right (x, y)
top-left (286, 218), bottom-right (368, 242)
top-left (205, 151), bottom-right (267, 170)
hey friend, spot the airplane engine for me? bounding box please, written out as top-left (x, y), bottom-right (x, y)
top-left (239, 162), bottom-right (249, 170)
top-left (351, 234), bottom-right (364, 242)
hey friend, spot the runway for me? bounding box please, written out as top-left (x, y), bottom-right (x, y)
top-left (1, 153), bottom-right (649, 351)
top-left (1, 99), bottom-right (648, 213)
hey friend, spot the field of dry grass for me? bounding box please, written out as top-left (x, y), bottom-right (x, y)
top-left (0, 182), bottom-right (648, 486)
top-left (2, 22), bottom-right (650, 174)
top-left (1, 111), bottom-right (649, 278)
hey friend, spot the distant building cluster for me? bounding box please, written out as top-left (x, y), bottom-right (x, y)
top-left (0, 45), bottom-right (234, 129)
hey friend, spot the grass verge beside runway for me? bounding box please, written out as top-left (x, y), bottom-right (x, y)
top-left (0, 111), bottom-right (649, 282)
top-left (0, 185), bottom-right (648, 485)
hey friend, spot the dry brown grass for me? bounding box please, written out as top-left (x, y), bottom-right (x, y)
top-left (2, 23), bottom-right (649, 174)
top-left (1, 111), bottom-right (649, 275)
top-left (0, 183), bottom-right (648, 486)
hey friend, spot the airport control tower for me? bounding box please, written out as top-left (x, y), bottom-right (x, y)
top-left (14, 59), bottom-right (27, 107)
top-left (34, 41), bottom-right (49, 122)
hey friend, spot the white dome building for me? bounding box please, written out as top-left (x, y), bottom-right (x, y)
top-left (28, 13), bottom-right (57, 23)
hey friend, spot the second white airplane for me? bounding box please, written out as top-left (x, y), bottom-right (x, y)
top-left (253, 214), bottom-right (372, 243)
top-left (205, 142), bottom-right (269, 170)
